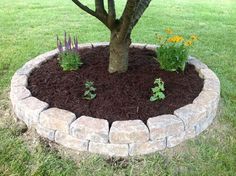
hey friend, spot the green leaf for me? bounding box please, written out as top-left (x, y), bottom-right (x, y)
top-left (150, 96), bottom-right (158, 102)
top-left (84, 90), bottom-right (90, 96)
top-left (90, 94), bottom-right (96, 99)
top-left (159, 92), bottom-right (165, 99)
top-left (89, 87), bottom-right (96, 91)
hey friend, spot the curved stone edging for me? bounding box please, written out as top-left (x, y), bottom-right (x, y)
top-left (10, 43), bottom-right (220, 157)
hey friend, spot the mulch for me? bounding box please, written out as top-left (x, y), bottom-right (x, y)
top-left (28, 46), bottom-right (203, 125)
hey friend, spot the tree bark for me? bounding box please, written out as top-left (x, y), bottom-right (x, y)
top-left (108, 31), bottom-right (131, 73)
top-left (72, 0), bottom-right (152, 73)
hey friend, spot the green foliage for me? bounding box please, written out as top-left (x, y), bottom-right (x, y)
top-left (156, 29), bottom-right (198, 72)
top-left (83, 81), bottom-right (96, 100)
top-left (57, 32), bottom-right (82, 71)
top-left (157, 43), bottom-right (189, 71)
top-left (0, 0), bottom-right (236, 175)
top-left (59, 51), bottom-right (83, 71)
top-left (150, 78), bottom-right (165, 102)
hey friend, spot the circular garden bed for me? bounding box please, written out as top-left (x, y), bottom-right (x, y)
top-left (10, 43), bottom-right (220, 157)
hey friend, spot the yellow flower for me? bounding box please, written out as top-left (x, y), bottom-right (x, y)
top-left (167, 35), bottom-right (184, 43)
top-left (190, 35), bottom-right (198, 41)
top-left (165, 28), bottom-right (173, 34)
top-left (184, 40), bottom-right (193, 46)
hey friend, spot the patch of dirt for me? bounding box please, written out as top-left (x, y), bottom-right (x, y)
top-left (28, 46), bottom-right (203, 125)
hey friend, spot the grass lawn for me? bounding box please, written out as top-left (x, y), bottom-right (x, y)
top-left (0, 0), bottom-right (236, 175)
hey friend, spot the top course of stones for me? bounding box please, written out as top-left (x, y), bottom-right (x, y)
top-left (10, 43), bottom-right (220, 157)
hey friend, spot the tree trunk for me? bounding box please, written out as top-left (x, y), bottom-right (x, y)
top-left (108, 31), bottom-right (131, 73)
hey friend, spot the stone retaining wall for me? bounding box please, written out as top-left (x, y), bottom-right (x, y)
top-left (10, 43), bottom-right (220, 157)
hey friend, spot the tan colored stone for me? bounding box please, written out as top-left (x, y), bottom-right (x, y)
top-left (193, 90), bottom-right (219, 120)
top-left (36, 124), bottom-right (55, 141)
top-left (23, 55), bottom-right (47, 69)
top-left (78, 43), bottom-right (92, 49)
top-left (10, 86), bottom-right (31, 103)
top-left (145, 44), bottom-right (158, 51)
top-left (195, 120), bottom-right (209, 135)
top-left (188, 56), bottom-right (208, 72)
top-left (130, 43), bottom-right (146, 49)
top-left (167, 132), bottom-right (186, 148)
top-left (92, 42), bottom-right (109, 48)
top-left (40, 49), bottom-right (58, 60)
top-left (70, 116), bottom-right (109, 143)
top-left (40, 108), bottom-right (76, 133)
top-left (129, 138), bottom-right (166, 156)
top-left (199, 68), bottom-right (219, 81)
top-left (203, 79), bottom-right (220, 95)
top-left (15, 97), bottom-right (49, 127)
top-left (109, 120), bottom-right (149, 144)
top-left (147, 115), bottom-right (184, 140)
top-left (16, 63), bottom-right (36, 76)
top-left (174, 104), bottom-right (207, 128)
top-left (185, 127), bottom-right (197, 139)
top-left (89, 142), bottom-right (129, 157)
top-left (55, 131), bottom-right (88, 151)
top-left (11, 74), bottom-right (28, 88)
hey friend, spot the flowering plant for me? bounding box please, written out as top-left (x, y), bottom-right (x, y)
top-left (156, 28), bottom-right (198, 71)
top-left (57, 32), bottom-right (83, 71)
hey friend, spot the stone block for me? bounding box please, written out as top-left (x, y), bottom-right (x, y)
top-left (40, 108), bottom-right (76, 133)
top-left (174, 104), bottom-right (207, 128)
top-left (23, 55), bottom-right (47, 69)
top-left (55, 131), bottom-right (88, 151)
top-left (147, 115), bottom-right (184, 140)
top-left (15, 97), bottom-right (49, 127)
top-left (78, 43), bottom-right (92, 50)
top-left (129, 138), bottom-right (166, 156)
top-left (70, 116), bottom-right (109, 143)
top-left (109, 120), bottom-right (149, 144)
top-left (185, 127), bottom-right (197, 139)
top-left (203, 79), bottom-right (220, 95)
top-left (89, 142), bottom-right (129, 157)
top-left (167, 132), bottom-right (186, 148)
top-left (11, 74), bottom-right (28, 88)
top-left (199, 68), bottom-right (219, 82)
top-left (40, 49), bottom-right (58, 60)
top-left (10, 86), bottom-right (31, 103)
top-left (188, 56), bottom-right (208, 72)
top-left (36, 124), bottom-right (55, 141)
top-left (130, 43), bottom-right (146, 49)
top-left (92, 42), bottom-right (109, 48)
top-left (145, 44), bottom-right (158, 51)
top-left (193, 90), bottom-right (219, 120)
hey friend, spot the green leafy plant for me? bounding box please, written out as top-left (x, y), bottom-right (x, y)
top-left (58, 51), bottom-right (83, 71)
top-left (57, 32), bottom-right (83, 71)
top-left (150, 78), bottom-right (165, 102)
top-left (156, 28), bottom-right (198, 72)
top-left (83, 81), bottom-right (96, 100)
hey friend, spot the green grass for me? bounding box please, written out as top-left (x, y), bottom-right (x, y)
top-left (0, 0), bottom-right (236, 175)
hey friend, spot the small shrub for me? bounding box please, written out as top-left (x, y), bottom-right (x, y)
top-left (83, 81), bottom-right (96, 100)
top-left (59, 51), bottom-right (83, 71)
top-left (150, 78), bottom-right (165, 102)
top-left (57, 32), bottom-right (83, 71)
top-left (156, 28), bottom-right (198, 72)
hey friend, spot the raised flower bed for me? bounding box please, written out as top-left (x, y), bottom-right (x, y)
top-left (10, 43), bottom-right (220, 157)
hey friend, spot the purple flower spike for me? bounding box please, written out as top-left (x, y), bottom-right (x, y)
top-left (56, 32), bottom-right (79, 53)
top-left (74, 36), bottom-right (79, 51)
top-left (56, 35), bottom-right (63, 53)
top-left (58, 41), bottom-right (63, 53)
top-left (56, 35), bottom-right (59, 47)
top-left (68, 35), bottom-right (72, 50)
top-left (64, 31), bottom-right (68, 50)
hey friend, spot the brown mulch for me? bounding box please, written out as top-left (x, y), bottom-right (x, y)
top-left (28, 46), bottom-right (203, 125)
